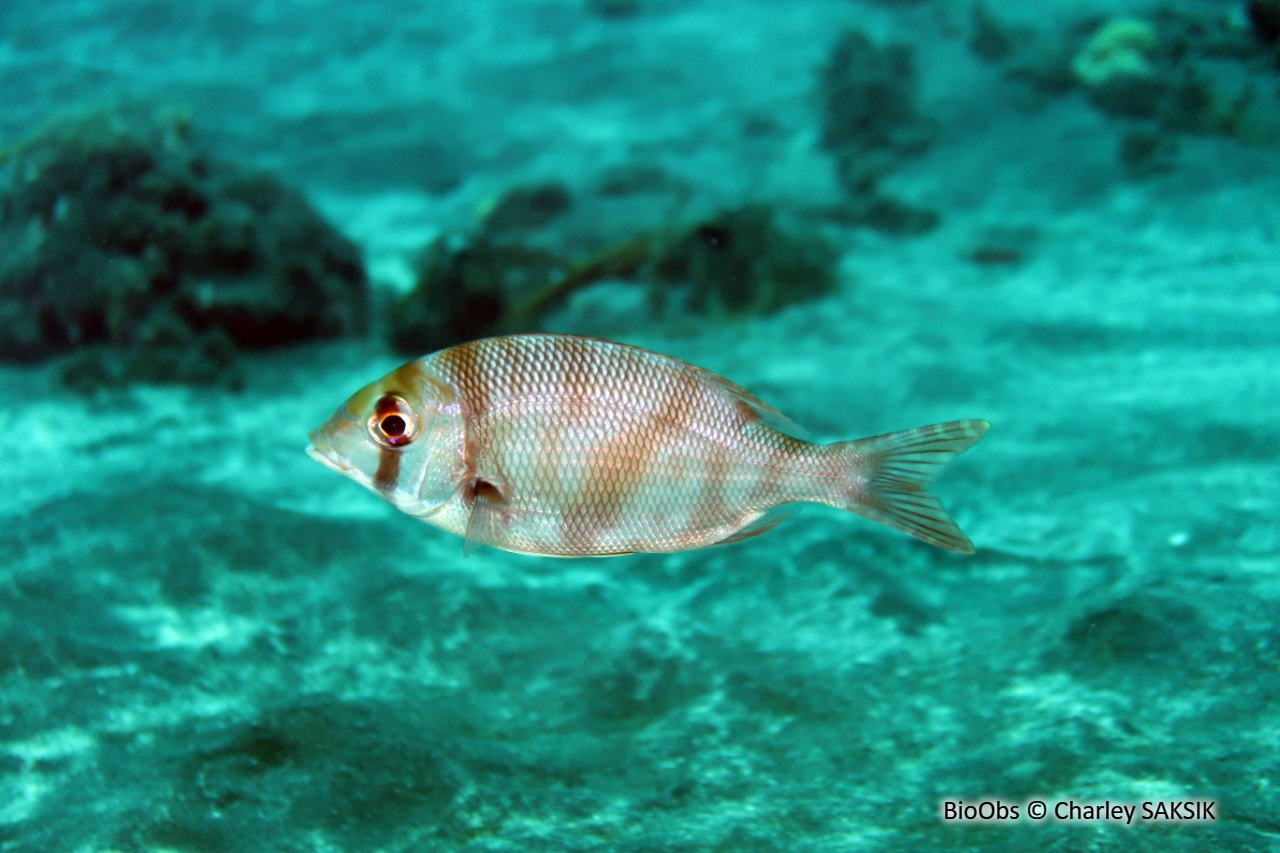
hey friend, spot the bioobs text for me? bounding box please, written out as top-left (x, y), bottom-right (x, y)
top-left (940, 798), bottom-right (1217, 824)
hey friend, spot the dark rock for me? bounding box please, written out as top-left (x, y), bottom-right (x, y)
top-left (965, 224), bottom-right (1039, 266)
top-left (1118, 127), bottom-right (1179, 178)
top-left (594, 162), bottom-right (677, 197)
top-left (829, 195), bottom-right (940, 236)
top-left (969, 2), bottom-right (1016, 63)
top-left (387, 234), bottom-right (565, 354)
top-left (1061, 595), bottom-right (1197, 668)
top-left (651, 205), bottom-right (838, 316)
top-left (1067, 14), bottom-right (1274, 147)
top-left (818, 31), bottom-right (938, 234)
top-left (1247, 0), bottom-right (1280, 45)
top-left (390, 202), bottom-right (837, 354)
top-left (480, 181), bottom-right (573, 233)
top-left (1085, 74), bottom-right (1169, 121)
top-left (58, 327), bottom-right (242, 391)
top-left (0, 104), bottom-right (368, 386)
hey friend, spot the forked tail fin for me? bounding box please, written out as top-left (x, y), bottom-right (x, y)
top-left (835, 419), bottom-right (989, 553)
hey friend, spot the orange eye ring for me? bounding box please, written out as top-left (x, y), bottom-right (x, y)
top-left (368, 395), bottom-right (419, 448)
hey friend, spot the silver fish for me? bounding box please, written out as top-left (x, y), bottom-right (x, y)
top-left (308, 333), bottom-right (989, 557)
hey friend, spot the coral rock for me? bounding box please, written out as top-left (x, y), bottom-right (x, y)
top-left (0, 104), bottom-right (368, 384)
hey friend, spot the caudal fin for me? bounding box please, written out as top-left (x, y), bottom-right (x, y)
top-left (837, 419), bottom-right (989, 553)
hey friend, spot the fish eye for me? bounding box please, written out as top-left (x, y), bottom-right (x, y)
top-left (381, 414), bottom-right (406, 437)
top-left (368, 395), bottom-right (419, 448)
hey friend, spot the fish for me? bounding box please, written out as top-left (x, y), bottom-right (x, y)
top-left (307, 333), bottom-right (989, 557)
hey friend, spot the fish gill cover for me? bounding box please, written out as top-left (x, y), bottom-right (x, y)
top-left (0, 1), bottom-right (1278, 852)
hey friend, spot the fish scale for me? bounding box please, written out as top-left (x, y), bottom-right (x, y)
top-left (307, 334), bottom-right (989, 557)
top-left (431, 337), bottom-right (763, 554)
top-left (453, 335), bottom-right (747, 555)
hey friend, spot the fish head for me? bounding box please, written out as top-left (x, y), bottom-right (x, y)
top-left (307, 358), bottom-right (468, 517)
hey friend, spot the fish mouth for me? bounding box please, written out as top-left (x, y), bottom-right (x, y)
top-left (306, 429), bottom-right (352, 474)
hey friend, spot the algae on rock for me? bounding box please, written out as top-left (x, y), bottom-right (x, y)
top-left (0, 104), bottom-right (369, 386)
top-left (818, 31), bottom-right (939, 235)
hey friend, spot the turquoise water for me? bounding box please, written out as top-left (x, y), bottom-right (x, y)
top-left (2, 1), bottom-right (1278, 850)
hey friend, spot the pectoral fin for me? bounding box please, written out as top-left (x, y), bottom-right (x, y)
top-left (462, 476), bottom-right (511, 557)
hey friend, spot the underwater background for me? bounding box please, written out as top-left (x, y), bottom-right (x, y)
top-left (2, 0), bottom-right (1279, 850)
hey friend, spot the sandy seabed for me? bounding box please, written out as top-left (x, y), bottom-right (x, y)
top-left (1, 1), bottom-right (1278, 850)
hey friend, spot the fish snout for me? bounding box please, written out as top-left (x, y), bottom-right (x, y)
top-left (306, 425), bottom-right (353, 474)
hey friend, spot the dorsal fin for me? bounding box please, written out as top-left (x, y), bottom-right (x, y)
top-left (512, 334), bottom-right (813, 441)
top-left (690, 366), bottom-right (813, 441)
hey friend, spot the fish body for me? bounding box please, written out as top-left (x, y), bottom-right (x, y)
top-left (307, 334), bottom-right (988, 557)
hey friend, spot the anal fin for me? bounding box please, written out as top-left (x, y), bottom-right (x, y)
top-left (712, 506), bottom-right (798, 547)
